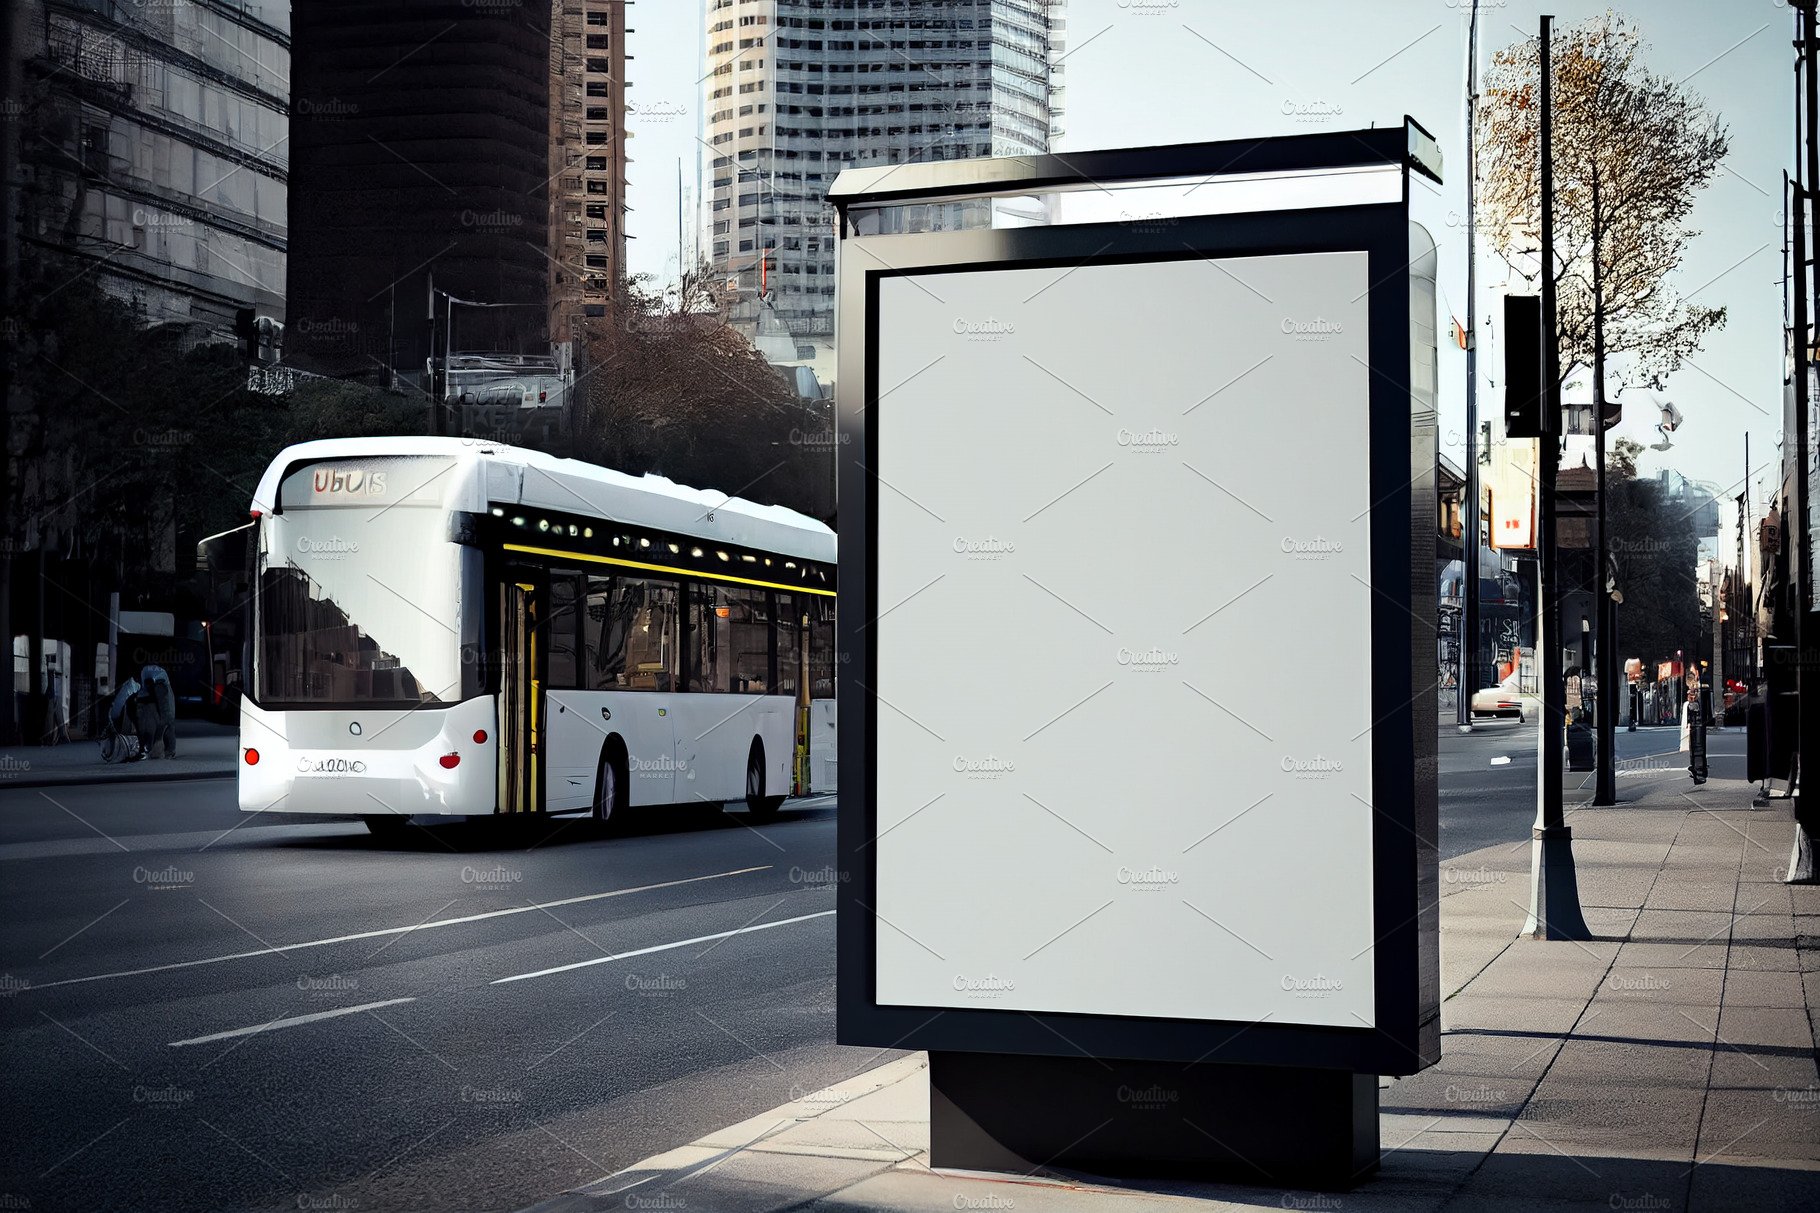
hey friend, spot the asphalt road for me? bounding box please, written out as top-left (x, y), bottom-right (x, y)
top-left (1436, 716), bottom-right (1747, 859)
top-left (0, 787), bottom-right (867, 1213)
top-left (0, 718), bottom-right (1754, 1212)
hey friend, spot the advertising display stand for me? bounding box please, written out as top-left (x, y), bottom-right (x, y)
top-left (831, 121), bottom-right (1444, 1189)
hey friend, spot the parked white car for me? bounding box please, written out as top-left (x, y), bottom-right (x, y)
top-left (1470, 684), bottom-right (1527, 721)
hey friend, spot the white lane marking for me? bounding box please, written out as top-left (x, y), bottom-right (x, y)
top-left (169, 998), bottom-right (416, 1048)
top-left (1490, 756), bottom-right (1512, 766)
top-left (31, 866), bottom-right (771, 991)
top-left (492, 909), bottom-right (835, 985)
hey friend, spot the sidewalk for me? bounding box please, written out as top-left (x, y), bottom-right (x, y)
top-left (525, 760), bottom-right (1820, 1211)
top-left (0, 722), bottom-right (238, 788)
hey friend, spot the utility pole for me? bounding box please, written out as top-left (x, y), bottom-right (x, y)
top-left (444, 289), bottom-right (456, 437)
top-left (1526, 14), bottom-right (1591, 939)
top-left (1588, 21), bottom-right (1618, 803)
top-left (1709, 554), bottom-right (1721, 729)
top-left (427, 269), bottom-right (442, 436)
top-left (1460, 0), bottom-right (1484, 733)
top-left (1741, 434), bottom-right (1753, 698)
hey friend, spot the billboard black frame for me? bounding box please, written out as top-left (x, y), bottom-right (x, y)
top-left (832, 120), bottom-right (1442, 1077)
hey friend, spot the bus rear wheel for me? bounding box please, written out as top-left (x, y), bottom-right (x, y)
top-left (594, 746), bottom-right (626, 826)
top-left (745, 742), bottom-right (785, 820)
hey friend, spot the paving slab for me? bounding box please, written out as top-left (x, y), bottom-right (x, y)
top-left (1706, 1046), bottom-right (1818, 1090)
top-left (1696, 1089), bottom-right (1820, 1161)
top-left (1719, 968), bottom-right (1809, 1008)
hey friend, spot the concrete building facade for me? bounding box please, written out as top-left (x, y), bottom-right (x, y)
top-left (548, 0), bottom-right (631, 344)
top-left (701, 0), bottom-right (1066, 359)
top-left (286, 0), bottom-right (551, 382)
top-left (13, 0), bottom-right (290, 342)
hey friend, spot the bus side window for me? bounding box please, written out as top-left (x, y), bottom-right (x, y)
top-left (638, 582), bottom-right (679, 692)
top-left (585, 574), bottom-right (626, 689)
top-left (595, 577), bottom-right (678, 693)
top-left (727, 586), bottom-right (771, 693)
top-left (775, 592), bottom-right (799, 698)
top-left (686, 582), bottom-right (723, 693)
top-left (809, 597), bottom-right (835, 699)
top-left (547, 573), bottom-right (581, 689)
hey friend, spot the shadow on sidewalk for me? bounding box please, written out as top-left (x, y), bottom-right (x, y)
top-left (630, 1145), bottom-right (1818, 1212)
top-left (1377, 1147), bottom-right (1820, 1210)
top-left (1444, 1024), bottom-right (1817, 1060)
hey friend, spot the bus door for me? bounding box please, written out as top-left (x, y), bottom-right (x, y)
top-left (791, 599), bottom-right (811, 795)
top-left (498, 577), bottom-right (542, 813)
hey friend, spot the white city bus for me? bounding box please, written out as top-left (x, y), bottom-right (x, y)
top-left (220, 438), bottom-right (835, 835)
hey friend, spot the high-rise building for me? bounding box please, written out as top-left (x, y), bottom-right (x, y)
top-left (286, 1), bottom-right (552, 381)
top-left (701, 0), bottom-right (1066, 361)
top-left (548, 0), bottom-right (631, 345)
top-left (12, 0), bottom-right (290, 341)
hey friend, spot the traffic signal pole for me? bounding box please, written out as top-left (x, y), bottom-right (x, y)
top-left (1526, 14), bottom-right (1592, 939)
top-left (1789, 2), bottom-right (1820, 882)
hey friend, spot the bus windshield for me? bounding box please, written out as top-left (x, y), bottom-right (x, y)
top-left (256, 504), bottom-right (463, 709)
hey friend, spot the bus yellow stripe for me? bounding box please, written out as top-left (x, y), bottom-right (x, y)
top-left (502, 543), bottom-right (836, 597)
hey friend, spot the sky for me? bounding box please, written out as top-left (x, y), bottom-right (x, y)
top-left (624, 0), bottom-right (1794, 505)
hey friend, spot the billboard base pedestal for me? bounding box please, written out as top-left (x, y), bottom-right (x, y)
top-left (928, 1051), bottom-right (1379, 1190)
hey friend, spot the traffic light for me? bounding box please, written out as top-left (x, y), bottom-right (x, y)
top-left (1503, 295), bottom-right (1549, 438)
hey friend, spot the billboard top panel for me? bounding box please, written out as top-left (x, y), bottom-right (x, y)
top-left (829, 118), bottom-right (1442, 211)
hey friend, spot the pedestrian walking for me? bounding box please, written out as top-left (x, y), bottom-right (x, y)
top-left (1682, 686), bottom-right (1708, 785)
top-left (43, 666), bottom-right (69, 745)
top-left (140, 663), bottom-right (177, 759)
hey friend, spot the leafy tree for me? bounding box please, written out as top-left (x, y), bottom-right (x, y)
top-left (5, 270), bottom-right (421, 590)
top-left (1479, 13), bottom-right (1730, 413)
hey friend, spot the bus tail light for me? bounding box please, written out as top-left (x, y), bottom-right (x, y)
top-left (244, 748), bottom-right (259, 765)
top-left (439, 752), bottom-right (461, 769)
top-left (472, 729), bottom-right (488, 744)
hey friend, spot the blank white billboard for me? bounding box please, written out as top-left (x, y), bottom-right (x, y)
top-left (872, 251), bottom-right (1378, 1028)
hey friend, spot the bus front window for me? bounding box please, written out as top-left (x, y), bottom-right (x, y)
top-left (257, 507), bottom-right (463, 709)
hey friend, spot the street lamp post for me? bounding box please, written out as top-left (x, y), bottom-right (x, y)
top-left (1526, 13), bottom-right (1591, 941)
top-left (1460, 0), bottom-right (1483, 733)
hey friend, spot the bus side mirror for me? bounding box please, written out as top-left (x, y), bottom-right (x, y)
top-left (197, 522), bottom-right (256, 577)
top-left (449, 511), bottom-right (483, 546)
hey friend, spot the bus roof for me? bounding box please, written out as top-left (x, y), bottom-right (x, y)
top-left (252, 437), bottom-right (836, 563)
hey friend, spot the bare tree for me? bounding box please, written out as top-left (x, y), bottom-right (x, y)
top-left (573, 271), bottom-right (831, 520)
top-left (1479, 13), bottom-right (1731, 408)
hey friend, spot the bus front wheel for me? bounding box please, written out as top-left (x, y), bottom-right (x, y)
top-left (746, 742), bottom-right (784, 820)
